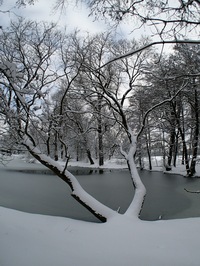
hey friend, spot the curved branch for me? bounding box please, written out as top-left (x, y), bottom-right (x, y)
top-left (137, 81), bottom-right (189, 140)
top-left (100, 40), bottom-right (200, 68)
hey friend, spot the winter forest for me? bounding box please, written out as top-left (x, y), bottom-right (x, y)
top-left (0, 0), bottom-right (200, 266)
top-left (0, 1), bottom-right (200, 265)
top-left (0, 1), bottom-right (200, 220)
top-left (1, 23), bottom-right (200, 176)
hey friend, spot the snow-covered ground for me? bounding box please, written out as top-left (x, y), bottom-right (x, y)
top-left (144, 156), bottom-right (200, 177)
top-left (1, 207), bottom-right (200, 266)
top-left (68, 155), bottom-right (200, 177)
top-left (1, 156), bottom-right (200, 266)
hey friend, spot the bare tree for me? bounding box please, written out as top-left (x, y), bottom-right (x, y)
top-left (0, 19), bottom-right (119, 222)
top-left (83, 0), bottom-right (200, 38)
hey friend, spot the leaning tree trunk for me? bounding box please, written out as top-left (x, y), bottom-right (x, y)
top-left (23, 130), bottom-right (147, 222)
top-left (22, 136), bottom-right (117, 222)
top-left (86, 148), bottom-right (95, 165)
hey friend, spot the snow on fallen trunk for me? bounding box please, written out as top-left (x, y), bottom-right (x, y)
top-left (22, 136), bottom-right (118, 222)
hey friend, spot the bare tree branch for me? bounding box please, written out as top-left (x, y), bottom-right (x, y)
top-left (100, 39), bottom-right (200, 69)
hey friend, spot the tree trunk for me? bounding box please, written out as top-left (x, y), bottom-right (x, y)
top-left (146, 137), bottom-right (152, 170)
top-left (60, 142), bottom-right (64, 160)
top-left (176, 106), bottom-right (190, 174)
top-left (179, 127), bottom-right (190, 174)
top-left (46, 121), bottom-right (52, 156)
top-left (122, 130), bottom-right (146, 219)
top-left (86, 148), bottom-right (95, 165)
top-left (23, 137), bottom-right (117, 222)
top-left (173, 132), bottom-right (179, 167)
top-left (161, 128), bottom-right (167, 167)
top-left (97, 94), bottom-right (104, 166)
top-left (54, 132), bottom-right (58, 161)
top-left (76, 143), bottom-right (79, 161)
top-left (167, 129), bottom-right (176, 167)
top-left (98, 129), bottom-right (104, 166)
top-left (189, 86), bottom-right (199, 176)
top-left (145, 119), bottom-right (152, 170)
top-left (137, 138), bottom-right (143, 170)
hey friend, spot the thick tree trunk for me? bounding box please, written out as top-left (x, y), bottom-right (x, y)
top-left (86, 149), bottom-right (95, 165)
top-left (121, 130), bottom-right (146, 219)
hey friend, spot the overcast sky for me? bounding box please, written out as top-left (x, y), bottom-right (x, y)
top-left (0, 0), bottom-right (136, 39)
top-left (0, 0), bottom-right (99, 31)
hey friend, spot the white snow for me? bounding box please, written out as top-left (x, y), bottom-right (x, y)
top-left (1, 207), bottom-right (200, 266)
top-left (143, 156), bottom-right (200, 177)
top-left (1, 156), bottom-right (200, 266)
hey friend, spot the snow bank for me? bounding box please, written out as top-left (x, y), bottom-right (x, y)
top-left (0, 206), bottom-right (200, 266)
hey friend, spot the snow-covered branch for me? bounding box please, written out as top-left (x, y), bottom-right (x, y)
top-left (22, 136), bottom-right (118, 222)
top-left (121, 128), bottom-right (146, 219)
top-left (100, 40), bottom-right (200, 69)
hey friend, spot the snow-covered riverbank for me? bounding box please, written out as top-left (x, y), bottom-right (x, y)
top-left (1, 206), bottom-right (200, 266)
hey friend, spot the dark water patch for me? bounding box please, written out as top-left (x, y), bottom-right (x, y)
top-left (139, 170), bottom-right (192, 220)
top-left (0, 165), bottom-right (200, 222)
top-left (5, 168), bottom-right (54, 175)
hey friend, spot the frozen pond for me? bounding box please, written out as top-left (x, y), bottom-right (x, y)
top-left (1, 158), bottom-right (200, 222)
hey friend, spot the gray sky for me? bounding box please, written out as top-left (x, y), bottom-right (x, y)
top-left (1, 0), bottom-right (105, 32)
top-left (0, 0), bottom-right (134, 39)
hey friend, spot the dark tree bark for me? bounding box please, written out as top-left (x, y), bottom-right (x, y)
top-left (173, 132), bottom-right (179, 167)
top-left (189, 85), bottom-right (199, 176)
top-left (86, 148), bottom-right (95, 165)
top-left (145, 128), bottom-right (152, 171)
top-left (54, 132), bottom-right (59, 161)
top-left (167, 127), bottom-right (176, 167)
top-left (97, 94), bottom-right (104, 166)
